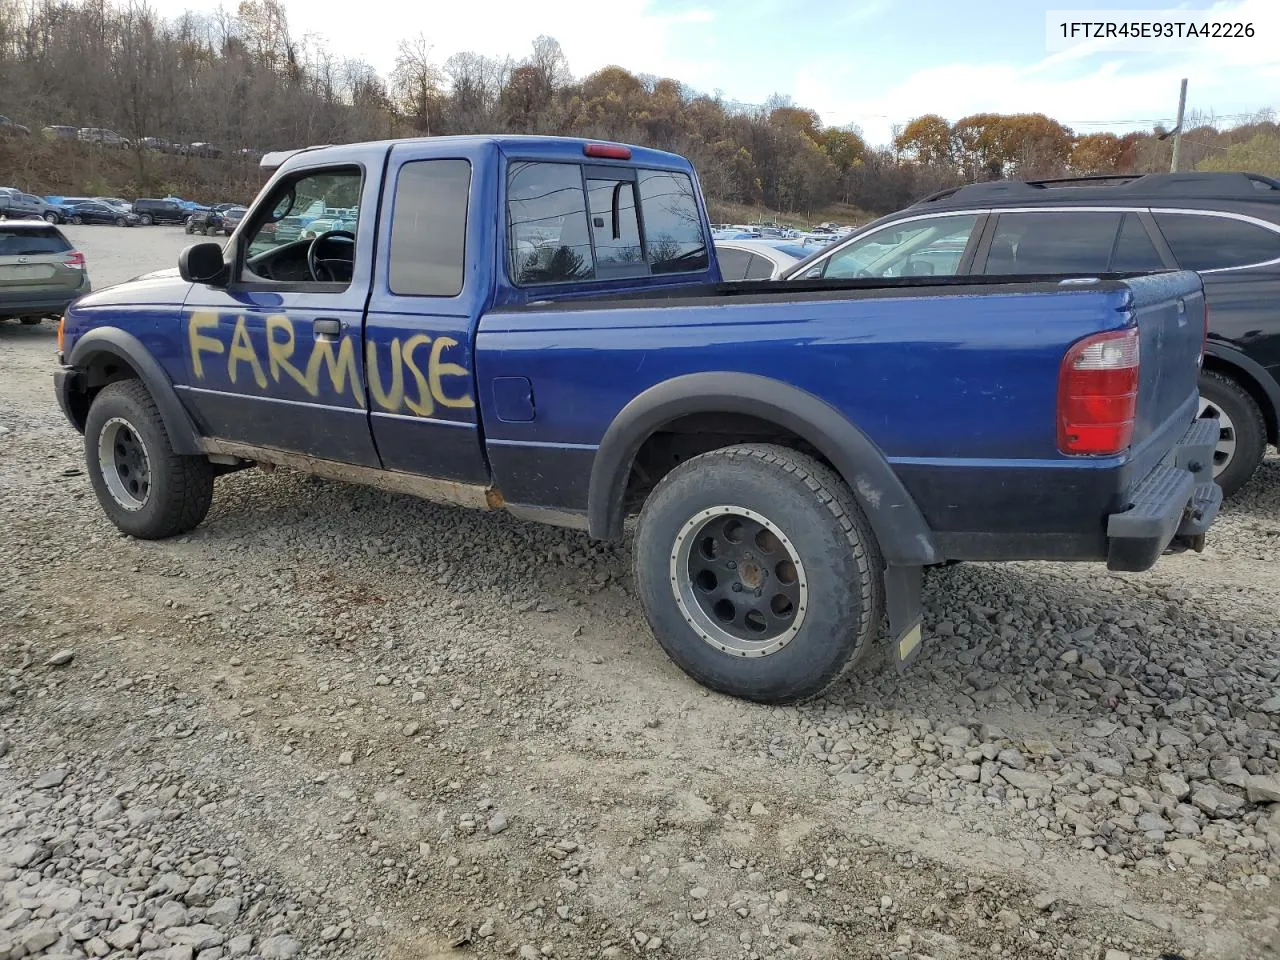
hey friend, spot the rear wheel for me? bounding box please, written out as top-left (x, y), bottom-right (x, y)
top-left (1198, 370), bottom-right (1266, 498)
top-left (84, 380), bottom-right (214, 539)
top-left (42, 211), bottom-right (58, 223)
top-left (633, 443), bottom-right (883, 704)
top-left (71, 214), bottom-right (83, 225)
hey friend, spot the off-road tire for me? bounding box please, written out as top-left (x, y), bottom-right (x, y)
top-left (633, 443), bottom-right (883, 704)
top-left (1200, 370), bottom-right (1267, 498)
top-left (84, 379), bottom-right (214, 539)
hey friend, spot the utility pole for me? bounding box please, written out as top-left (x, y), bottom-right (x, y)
top-left (1170, 78), bottom-right (1188, 172)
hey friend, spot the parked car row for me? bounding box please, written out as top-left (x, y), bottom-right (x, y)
top-left (34, 123), bottom-right (265, 160)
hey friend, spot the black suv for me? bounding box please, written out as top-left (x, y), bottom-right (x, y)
top-left (131, 198), bottom-right (187, 225)
top-left (785, 172), bottom-right (1280, 496)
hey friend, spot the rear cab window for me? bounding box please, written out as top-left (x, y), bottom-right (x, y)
top-left (506, 160), bottom-right (708, 286)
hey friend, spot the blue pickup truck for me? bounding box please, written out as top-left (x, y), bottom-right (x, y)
top-left (53, 135), bottom-right (1221, 703)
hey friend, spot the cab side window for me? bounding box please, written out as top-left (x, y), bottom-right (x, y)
top-left (243, 166), bottom-right (363, 286)
top-left (388, 159), bottom-right (472, 297)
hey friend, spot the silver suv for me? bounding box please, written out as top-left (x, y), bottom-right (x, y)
top-left (0, 222), bottom-right (91, 324)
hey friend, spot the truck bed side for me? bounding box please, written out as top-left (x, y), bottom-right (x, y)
top-left (475, 272), bottom-right (1206, 560)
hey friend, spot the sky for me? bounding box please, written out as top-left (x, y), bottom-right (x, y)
top-left (146, 0), bottom-right (1280, 147)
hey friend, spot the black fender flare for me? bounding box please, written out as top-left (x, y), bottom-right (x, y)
top-left (586, 371), bottom-right (941, 566)
top-left (65, 327), bottom-right (203, 455)
top-left (1203, 341), bottom-right (1280, 444)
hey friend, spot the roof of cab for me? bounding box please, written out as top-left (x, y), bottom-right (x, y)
top-left (261, 135), bottom-right (693, 174)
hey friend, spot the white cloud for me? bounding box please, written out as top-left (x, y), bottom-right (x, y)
top-left (799, 0), bottom-right (1280, 145)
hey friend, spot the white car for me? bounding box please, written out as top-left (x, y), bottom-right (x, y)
top-left (713, 238), bottom-right (806, 281)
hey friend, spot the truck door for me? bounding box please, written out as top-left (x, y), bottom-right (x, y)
top-left (363, 142), bottom-right (491, 484)
top-left (181, 150), bottom-right (383, 467)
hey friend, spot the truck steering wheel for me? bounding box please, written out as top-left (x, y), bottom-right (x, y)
top-left (307, 230), bottom-right (356, 282)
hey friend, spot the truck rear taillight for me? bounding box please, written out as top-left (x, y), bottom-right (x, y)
top-left (1057, 327), bottom-right (1140, 456)
top-left (64, 251), bottom-right (85, 269)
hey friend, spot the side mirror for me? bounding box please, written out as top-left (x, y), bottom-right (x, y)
top-left (179, 242), bottom-right (227, 286)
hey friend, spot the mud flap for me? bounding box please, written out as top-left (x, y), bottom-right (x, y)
top-left (884, 565), bottom-right (924, 673)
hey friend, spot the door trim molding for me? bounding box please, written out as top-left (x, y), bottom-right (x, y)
top-left (200, 438), bottom-right (501, 510)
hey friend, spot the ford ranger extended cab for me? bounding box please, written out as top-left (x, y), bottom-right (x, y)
top-left (54, 135), bottom-right (1221, 704)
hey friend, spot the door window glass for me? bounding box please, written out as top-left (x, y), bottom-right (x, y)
top-left (744, 252), bottom-right (776, 279)
top-left (1111, 214), bottom-right (1166, 271)
top-left (824, 215), bottom-right (979, 279)
top-left (716, 246), bottom-right (751, 281)
top-left (242, 166), bottom-right (363, 285)
top-left (1153, 213), bottom-right (1280, 270)
top-left (984, 212), bottom-right (1121, 274)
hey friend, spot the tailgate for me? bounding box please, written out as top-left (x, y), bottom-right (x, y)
top-left (0, 254), bottom-right (79, 291)
top-left (1124, 271), bottom-right (1205, 450)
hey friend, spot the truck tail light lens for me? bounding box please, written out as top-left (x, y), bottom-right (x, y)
top-left (64, 251), bottom-right (85, 269)
top-left (583, 143), bottom-right (632, 160)
top-left (1057, 327), bottom-right (1140, 455)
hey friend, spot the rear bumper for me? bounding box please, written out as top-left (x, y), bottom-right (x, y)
top-left (0, 290), bottom-right (83, 317)
top-left (1106, 415), bottom-right (1222, 572)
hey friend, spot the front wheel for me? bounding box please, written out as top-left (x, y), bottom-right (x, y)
top-left (139, 214), bottom-right (153, 226)
top-left (633, 444), bottom-right (883, 704)
top-left (1199, 370), bottom-right (1266, 498)
top-left (116, 216), bottom-right (128, 227)
top-left (71, 215), bottom-right (83, 225)
top-left (84, 380), bottom-right (215, 539)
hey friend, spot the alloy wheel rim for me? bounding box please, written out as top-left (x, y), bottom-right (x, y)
top-left (97, 417), bottom-right (152, 510)
top-left (1197, 396), bottom-right (1237, 475)
top-left (669, 505), bottom-right (808, 658)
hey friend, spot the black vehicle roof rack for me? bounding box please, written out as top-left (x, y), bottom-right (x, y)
top-left (911, 171), bottom-right (1280, 207)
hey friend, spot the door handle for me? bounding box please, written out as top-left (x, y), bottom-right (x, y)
top-left (314, 318), bottom-right (342, 340)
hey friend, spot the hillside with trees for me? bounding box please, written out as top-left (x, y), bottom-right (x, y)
top-left (1, 0), bottom-right (1276, 217)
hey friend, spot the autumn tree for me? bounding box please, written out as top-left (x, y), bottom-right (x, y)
top-left (894, 114), bottom-right (952, 165)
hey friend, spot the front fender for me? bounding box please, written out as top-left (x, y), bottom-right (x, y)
top-left (587, 372), bottom-right (940, 566)
top-left (63, 327), bottom-right (202, 455)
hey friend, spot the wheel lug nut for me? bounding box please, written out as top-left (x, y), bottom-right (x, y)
top-left (731, 583), bottom-right (742, 592)
top-left (726, 560), bottom-right (737, 570)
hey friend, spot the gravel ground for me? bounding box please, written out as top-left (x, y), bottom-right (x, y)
top-left (1, 226), bottom-right (1278, 960)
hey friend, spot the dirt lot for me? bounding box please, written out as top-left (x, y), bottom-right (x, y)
top-left (1, 225), bottom-right (1278, 960)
